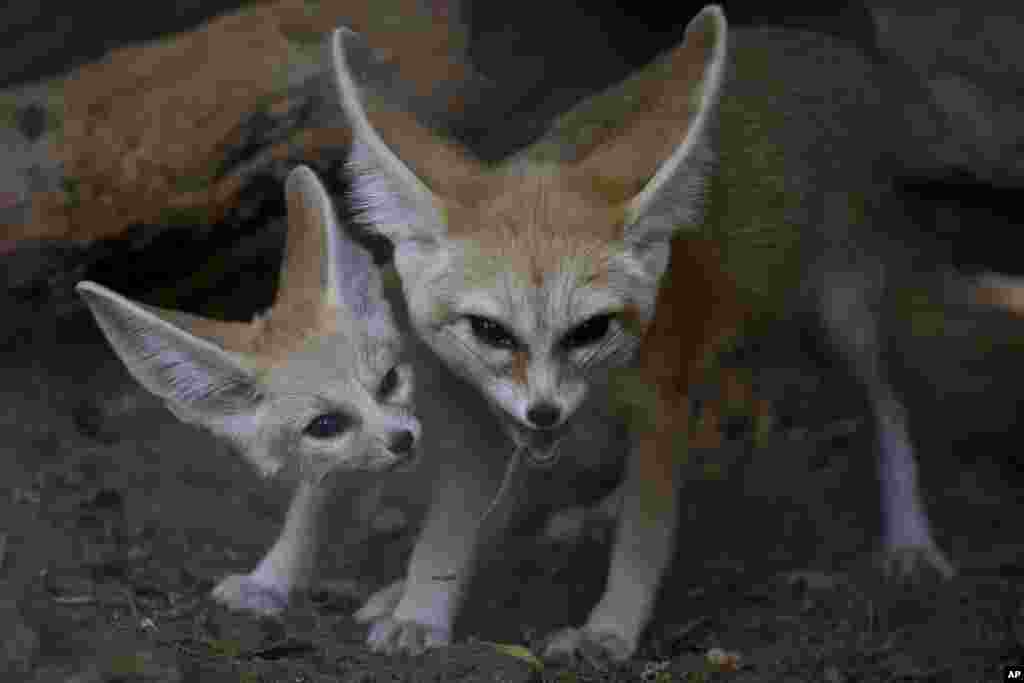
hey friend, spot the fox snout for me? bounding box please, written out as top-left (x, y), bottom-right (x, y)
top-left (377, 415), bottom-right (422, 471)
top-left (388, 429), bottom-right (416, 455)
top-left (495, 400), bottom-right (577, 468)
top-left (381, 428), bottom-right (419, 470)
top-left (508, 379), bottom-right (587, 434)
top-left (525, 401), bottom-right (561, 429)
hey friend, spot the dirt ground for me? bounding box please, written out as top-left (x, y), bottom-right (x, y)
top-left (3, 254), bottom-right (1024, 683)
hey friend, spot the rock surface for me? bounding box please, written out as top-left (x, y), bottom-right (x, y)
top-left (0, 0), bottom-right (471, 245)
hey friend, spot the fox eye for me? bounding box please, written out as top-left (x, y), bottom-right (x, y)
top-left (560, 313), bottom-right (613, 351)
top-left (467, 315), bottom-right (519, 350)
top-left (303, 412), bottom-right (354, 439)
top-left (378, 366), bottom-right (399, 400)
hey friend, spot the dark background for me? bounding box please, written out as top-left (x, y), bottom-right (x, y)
top-left (0, 1), bottom-right (880, 90)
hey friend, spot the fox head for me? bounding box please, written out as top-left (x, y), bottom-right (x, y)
top-left (76, 166), bottom-right (420, 483)
top-left (332, 7), bottom-right (727, 460)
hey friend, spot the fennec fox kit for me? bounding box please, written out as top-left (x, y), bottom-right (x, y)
top-left (77, 165), bottom-right (421, 615)
top-left (333, 3), bottom-right (975, 662)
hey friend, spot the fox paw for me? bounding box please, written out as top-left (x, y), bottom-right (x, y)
top-left (354, 579), bottom-right (449, 655)
top-left (543, 626), bottom-right (634, 667)
top-left (363, 617), bottom-right (451, 655)
top-left (877, 543), bottom-right (956, 582)
top-left (211, 574), bottom-right (289, 616)
top-left (353, 578), bottom-right (406, 623)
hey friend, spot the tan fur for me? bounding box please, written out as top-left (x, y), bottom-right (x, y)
top-left (365, 107), bottom-right (489, 200)
top-left (246, 302), bottom-right (345, 369)
top-left (140, 306), bottom-right (265, 357)
top-left (149, 294), bottom-right (351, 376)
top-left (132, 180), bottom-right (353, 374)
top-left (445, 171), bottom-right (626, 287)
top-left (641, 239), bottom-right (747, 386)
top-left (973, 276), bottom-right (1024, 316)
top-left (632, 237), bottom-right (747, 487)
top-left (508, 350), bottom-right (530, 386)
top-left (563, 23), bottom-right (717, 200)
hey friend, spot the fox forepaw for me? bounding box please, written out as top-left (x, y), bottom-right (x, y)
top-left (877, 543), bottom-right (956, 582)
top-left (211, 574), bottom-right (289, 616)
top-left (353, 578), bottom-right (406, 623)
top-left (364, 617), bottom-right (451, 655)
top-left (354, 579), bottom-right (450, 655)
top-left (542, 626), bottom-right (635, 667)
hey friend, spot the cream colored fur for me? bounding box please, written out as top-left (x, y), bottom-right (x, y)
top-left (77, 166), bottom-right (421, 614)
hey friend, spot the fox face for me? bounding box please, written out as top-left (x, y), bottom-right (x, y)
top-left (331, 9), bottom-right (727, 459)
top-left (375, 170), bottom-right (654, 457)
top-left (77, 166), bottom-right (421, 483)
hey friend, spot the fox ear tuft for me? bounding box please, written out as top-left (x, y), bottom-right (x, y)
top-left (331, 27), bottom-right (485, 247)
top-left (536, 6), bottom-right (728, 282)
top-left (283, 165), bottom-right (388, 324)
top-left (624, 6), bottom-right (727, 281)
top-left (623, 6), bottom-right (727, 225)
top-left (75, 281), bottom-right (265, 444)
top-left (332, 27), bottom-right (442, 245)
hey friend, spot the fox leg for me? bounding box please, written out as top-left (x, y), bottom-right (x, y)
top-left (212, 479), bottom-right (333, 615)
top-left (545, 239), bottom-right (744, 664)
top-left (818, 266), bottom-right (954, 580)
top-left (872, 390), bottom-right (955, 579)
top-left (355, 441), bottom-right (519, 655)
top-left (545, 397), bottom-right (684, 663)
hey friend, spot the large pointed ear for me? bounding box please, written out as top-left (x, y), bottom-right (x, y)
top-left (283, 165), bottom-right (388, 324)
top-left (331, 27), bottom-right (486, 245)
top-left (537, 6), bottom-right (728, 281)
top-left (75, 281), bottom-right (265, 440)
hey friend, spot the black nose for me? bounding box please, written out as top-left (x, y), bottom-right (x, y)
top-left (526, 402), bottom-right (561, 429)
top-left (389, 430), bottom-right (415, 455)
